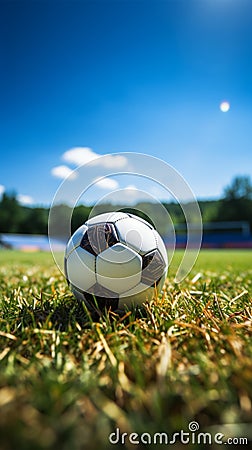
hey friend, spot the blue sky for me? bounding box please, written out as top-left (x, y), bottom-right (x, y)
top-left (1, 0), bottom-right (252, 206)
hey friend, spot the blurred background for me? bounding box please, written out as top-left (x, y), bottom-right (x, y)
top-left (1, 0), bottom-right (252, 250)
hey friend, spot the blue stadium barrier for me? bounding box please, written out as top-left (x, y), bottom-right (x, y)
top-left (163, 232), bottom-right (252, 249)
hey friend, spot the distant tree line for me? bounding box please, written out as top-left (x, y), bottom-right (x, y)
top-left (0, 176), bottom-right (252, 235)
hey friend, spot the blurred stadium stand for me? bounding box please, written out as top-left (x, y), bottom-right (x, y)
top-left (163, 221), bottom-right (252, 249)
top-left (1, 221), bottom-right (252, 251)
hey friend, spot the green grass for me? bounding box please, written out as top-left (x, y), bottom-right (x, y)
top-left (0, 249), bottom-right (251, 449)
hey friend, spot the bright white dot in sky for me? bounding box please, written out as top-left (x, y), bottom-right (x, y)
top-left (220, 101), bottom-right (230, 112)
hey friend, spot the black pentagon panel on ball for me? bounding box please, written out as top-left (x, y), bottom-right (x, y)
top-left (80, 222), bottom-right (119, 256)
top-left (83, 283), bottom-right (119, 311)
top-left (141, 249), bottom-right (165, 286)
top-left (80, 229), bottom-right (97, 256)
top-left (69, 283), bottom-right (119, 310)
top-left (69, 283), bottom-right (85, 302)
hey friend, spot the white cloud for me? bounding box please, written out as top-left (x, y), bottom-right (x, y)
top-left (51, 165), bottom-right (77, 180)
top-left (100, 185), bottom-right (153, 204)
top-left (0, 185), bottom-right (5, 196)
top-left (62, 147), bottom-right (128, 168)
top-left (124, 184), bottom-right (146, 198)
top-left (17, 194), bottom-right (34, 205)
top-left (97, 154), bottom-right (128, 169)
top-left (94, 177), bottom-right (119, 190)
top-left (63, 147), bottom-right (99, 166)
top-left (122, 185), bottom-right (150, 201)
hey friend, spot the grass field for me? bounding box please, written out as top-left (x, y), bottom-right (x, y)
top-left (0, 249), bottom-right (251, 449)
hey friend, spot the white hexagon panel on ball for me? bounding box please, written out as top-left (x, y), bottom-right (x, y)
top-left (115, 217), bottom-right (157, 255)
top-left (96, 243), bottom-right (142, 294)
top-left (66, 246), bottom-right (96, 292)
top-left (65, 224), bottom-right (88, 258)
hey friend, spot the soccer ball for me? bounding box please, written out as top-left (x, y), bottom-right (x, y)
top-left (64, 212), bottom-right (168, 312)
